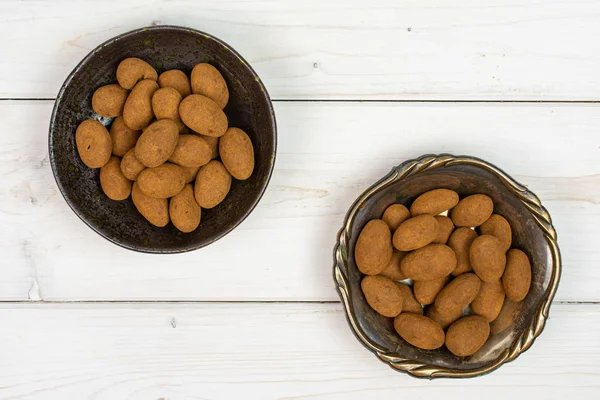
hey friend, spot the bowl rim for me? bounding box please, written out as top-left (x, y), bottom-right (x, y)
top-left (48, 25), bottom-right (277, 254)
top-left (332, 154), bottom-right (562, 379)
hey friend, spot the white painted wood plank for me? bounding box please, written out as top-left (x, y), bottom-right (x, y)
top-left (2, 0), bottom-right (600, 100)
top-left (0, 303), bottom-right (597, 399)
top-left (1, 101), bottom-right (599, 301)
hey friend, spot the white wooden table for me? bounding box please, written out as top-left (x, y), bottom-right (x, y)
top-left (1, 1), bottom-right (599, 398)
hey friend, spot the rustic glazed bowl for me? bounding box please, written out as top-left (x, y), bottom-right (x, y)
top-left (49, 26), bottom-right (277, 253)
top-left (333, 154), bottom-right (561, 378)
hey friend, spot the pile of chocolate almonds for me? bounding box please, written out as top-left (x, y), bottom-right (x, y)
top-left (75, 58), bottom-right (255, 233)
top-left (355, 189), bottom-right (532, 356)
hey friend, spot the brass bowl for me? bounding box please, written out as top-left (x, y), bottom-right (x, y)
top-left (333, 154), bottom-right (561, 378)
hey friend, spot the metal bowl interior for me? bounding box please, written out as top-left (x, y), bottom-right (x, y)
top-left (333, 154), bottom-right (561, 378)
top-left (49, 26), bottom-right (277, 253)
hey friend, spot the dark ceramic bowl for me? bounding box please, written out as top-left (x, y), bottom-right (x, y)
top-left (333, 154), bottom-right (561, 378)
top-left (49, 26), bottom-right (276, 253)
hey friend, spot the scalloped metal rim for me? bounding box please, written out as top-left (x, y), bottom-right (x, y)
top-left (333, 154), bottom-right (562, 379)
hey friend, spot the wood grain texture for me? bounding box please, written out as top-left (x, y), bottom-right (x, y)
top-left (1, 101), bottom-right (599, 301)
top-left (1, 0), bottom-right (600, 100)
top-left (0, 302), bottom-right (597, 399)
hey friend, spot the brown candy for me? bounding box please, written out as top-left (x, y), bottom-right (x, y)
top-left (451, 194), bottom-right (494, 227)
top-left (131, 181), bottom-right (169, 227)
top-left (434, 272), bottom-right (481, 316)
top-left (120, 148), bottom-right (146, 181)
top-left (169, 134), bottom-right (212, 168)
top-left (152, 87), bottom-right (187, 133)
top-left (158, 69), bottom-right (191, 97)
top-left (99, 156), bottom-right (132, 201)
top-left (355, 219), bottom-right (393, 275)
top-left (380, 251), bottom-right (407, 281)
top-left (92, 84), bottom-right (128, 117)
top-left (179, 94), bottom-right (228, 137)
top-left (109, 116), bottom-right (141, 157)
top-left (426, 305), bottom-right (464, 329)
top-left (169, 184), bottom-right (201, 233)
top-left (122, 79), bottom-right (159, 130)
top-left (361, 275), bottom-right (404, 317)
top-left (137, 163), bottom-right (186, 199)
top-left (194, 160), bottom-right (232, 209)
top-left (219, 127), bottom-right (255, 180)
top-left (116, 57), bottom-right (158, 90)
top-left (134, 119), bottom-right (179, 168)
top-left (445, 316), bottom-right (490, 356)
top-left (414, 276), bottom-right (449, 305)
top-left (75, 119), bottom-right (112, 168)
top-left (199, 134), bottom-right (219, 159)
top-left (448, 227), bottom-right (478, 276)
top-left (490, 298), bottom-right (521, 335)
top-left (395, 283), bottom-right (423, 315)
top-left (394, 314), bottom-right (445, 350)
top-left (433, 215), bottom-right (454, 244)
top-left (190, 63), bottom-right (229, 109)
top-left (382, 203), bottom-right (410, 231)
top-left (410, 188), bottom-right (459, 216)
top-left (350, 185), bottom-right (529, 356)
top-left (470, 235), bottom-right (506, 282)
top-left (503, 249), bottom-right (532, 302)
top-left (471, 280), bottom-right (505, 322)
top-left (480, 214), bottom-right (512, 252)
top-left (393, 215), bottom-right (439, 251)
top-left (181, 165), bottom-right (201, 183)
top-left (401, 244), bottom-right (456, 281)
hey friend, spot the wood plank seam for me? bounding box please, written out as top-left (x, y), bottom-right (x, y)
top-left (0, 300), bottom-right (596, 305)
top-left (5, 98), bottom-right (600, 103)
